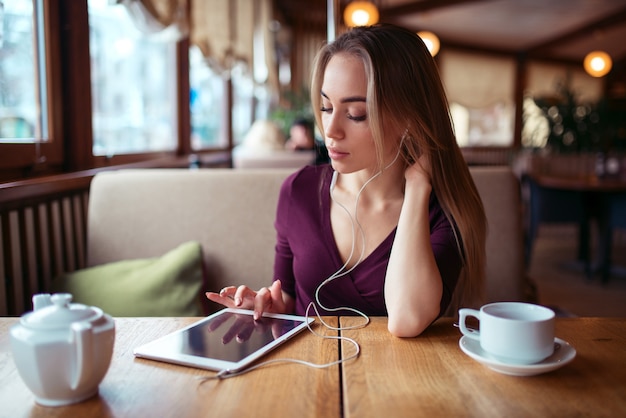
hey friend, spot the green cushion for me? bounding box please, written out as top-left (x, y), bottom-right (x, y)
top-left (51, 241), bottom-right (205, 317)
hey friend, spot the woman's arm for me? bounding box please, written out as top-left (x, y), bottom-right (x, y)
top-left (384, 161), bottom-right (443, 337)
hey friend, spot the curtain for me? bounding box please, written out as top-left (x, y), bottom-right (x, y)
top-left (120, 0), bottom-right (280, 107)
top-left (525, 61), bottom-right (603, 104)
top-left (440, 49), bottom-right (516, 108)
top-left (190, 0), bottom-right (253, 75)
top-left (191, 0), bottom-right (278, 100)
top-left (117, 0), bottom-right (189, 38)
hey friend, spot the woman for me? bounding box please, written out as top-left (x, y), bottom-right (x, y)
top-left (207, 24), bottom-right (486, 337)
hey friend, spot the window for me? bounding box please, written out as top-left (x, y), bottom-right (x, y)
top-left (440, 49), bottom-right (516, 147)
top-left (451, 102), bottom-right (515, 147)
top-left (189, 46), bottom-right (256, 150)
top-left (0, 0), bottom-right (47, 142)
top-left (88, 0), bottom-right (177, 156)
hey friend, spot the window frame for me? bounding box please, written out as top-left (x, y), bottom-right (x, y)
top-left (0, 0), bottom-right (64, 177)
top-left (0, 0), bottom-right (217, 182)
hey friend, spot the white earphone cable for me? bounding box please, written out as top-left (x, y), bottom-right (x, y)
top-left (199, 140), bottom-right (405, 381)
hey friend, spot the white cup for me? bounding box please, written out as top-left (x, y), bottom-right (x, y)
top-left (458, 302), bottom-right (555, 364)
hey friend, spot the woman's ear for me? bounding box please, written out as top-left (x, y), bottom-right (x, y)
top-left (400, 133), bottom-right (424, 165)
top-left (400, 138), bottom-right (414, 165)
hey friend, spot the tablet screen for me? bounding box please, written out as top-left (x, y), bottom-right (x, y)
top-left (133, 308), bottom-right (314, 372)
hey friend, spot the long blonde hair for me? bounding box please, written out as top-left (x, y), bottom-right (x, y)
top-left (310, 24), bottom-right (487, 312)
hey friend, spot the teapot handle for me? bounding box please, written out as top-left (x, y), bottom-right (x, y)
top-left (70, 322), bottom-right (94, 391)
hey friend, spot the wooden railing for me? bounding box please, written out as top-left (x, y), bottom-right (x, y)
top-left (1, 172), bottom-right (95, 316)
top-left (0, 153), bottom-right (232, 316)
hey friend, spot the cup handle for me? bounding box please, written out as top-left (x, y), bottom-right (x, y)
top-left (458, 308), bottom-right (480, 341)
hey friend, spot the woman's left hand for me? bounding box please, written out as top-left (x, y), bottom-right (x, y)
top-left (404, 154), bottom-right (431, 192)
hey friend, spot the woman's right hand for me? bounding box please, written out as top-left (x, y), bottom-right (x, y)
top-left (205, 280), bottom-right (291, 320)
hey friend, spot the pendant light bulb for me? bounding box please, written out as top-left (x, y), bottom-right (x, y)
top-left (344, 1), bottom-right (379, 27)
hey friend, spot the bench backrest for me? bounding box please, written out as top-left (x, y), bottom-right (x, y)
top-left (87, 166), bottom-right (525, 309)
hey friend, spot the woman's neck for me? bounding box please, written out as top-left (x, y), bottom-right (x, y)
top-left (335, 163), bottom-right (405, 204)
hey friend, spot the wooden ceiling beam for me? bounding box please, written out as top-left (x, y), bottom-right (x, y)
top-left (380, 0), bottom-right (494, 19)
top-left (527, 6), bottom-right (626, 59)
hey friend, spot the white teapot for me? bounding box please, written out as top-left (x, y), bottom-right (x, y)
top-left (10, 293), bottom-right (115, 406)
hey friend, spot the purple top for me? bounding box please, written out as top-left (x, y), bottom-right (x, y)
top-left (273, 165), bottom-right (462, 316)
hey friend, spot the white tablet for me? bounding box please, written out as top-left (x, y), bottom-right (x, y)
top-left (133, 308), bottom-right (314, 372)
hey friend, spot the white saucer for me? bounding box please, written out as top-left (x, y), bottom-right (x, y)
top-left (459, 336), bottom-right (576, 376)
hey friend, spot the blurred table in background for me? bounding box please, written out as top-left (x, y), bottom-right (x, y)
top-left (527, 173), bottom-right (626, 282)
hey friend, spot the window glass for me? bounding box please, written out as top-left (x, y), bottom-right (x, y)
top-left (231, 65), bottom-right (254, 145)
top-left (451, 102), bottom-right (515, 147)
top-left (189, 46), bottom-right (226, 149)
top-left (0, 0), bottom-right (47, 142)
top-left (88, 0), bottom-right (177, 156)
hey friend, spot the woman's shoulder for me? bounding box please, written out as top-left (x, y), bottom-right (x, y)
top-left (428, 192), bottom-right (451, 228)
top-left (283, 164), bottom-right (333, 191)
top-left (277, 165), bottom-right (333, 216)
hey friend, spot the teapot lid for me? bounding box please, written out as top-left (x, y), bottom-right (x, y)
top-left (22, 293), bottom-right (103, 330)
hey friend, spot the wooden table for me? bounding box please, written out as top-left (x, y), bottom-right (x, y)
top-left (341, 317), bottom-right (626, 417)
top-left (533, 174), bottom-right (626, 193)
top-left (0, 317), bottom-right (340, 418)
top-left (3, 316), bottom-right (626, 417)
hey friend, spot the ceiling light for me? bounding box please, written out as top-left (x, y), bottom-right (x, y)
top-left (344, 1), bottom-right (379, 27)
top-left (583, 51), bottom-right (612, 77)
top-left (417, 31), bottom-right (440, 57)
